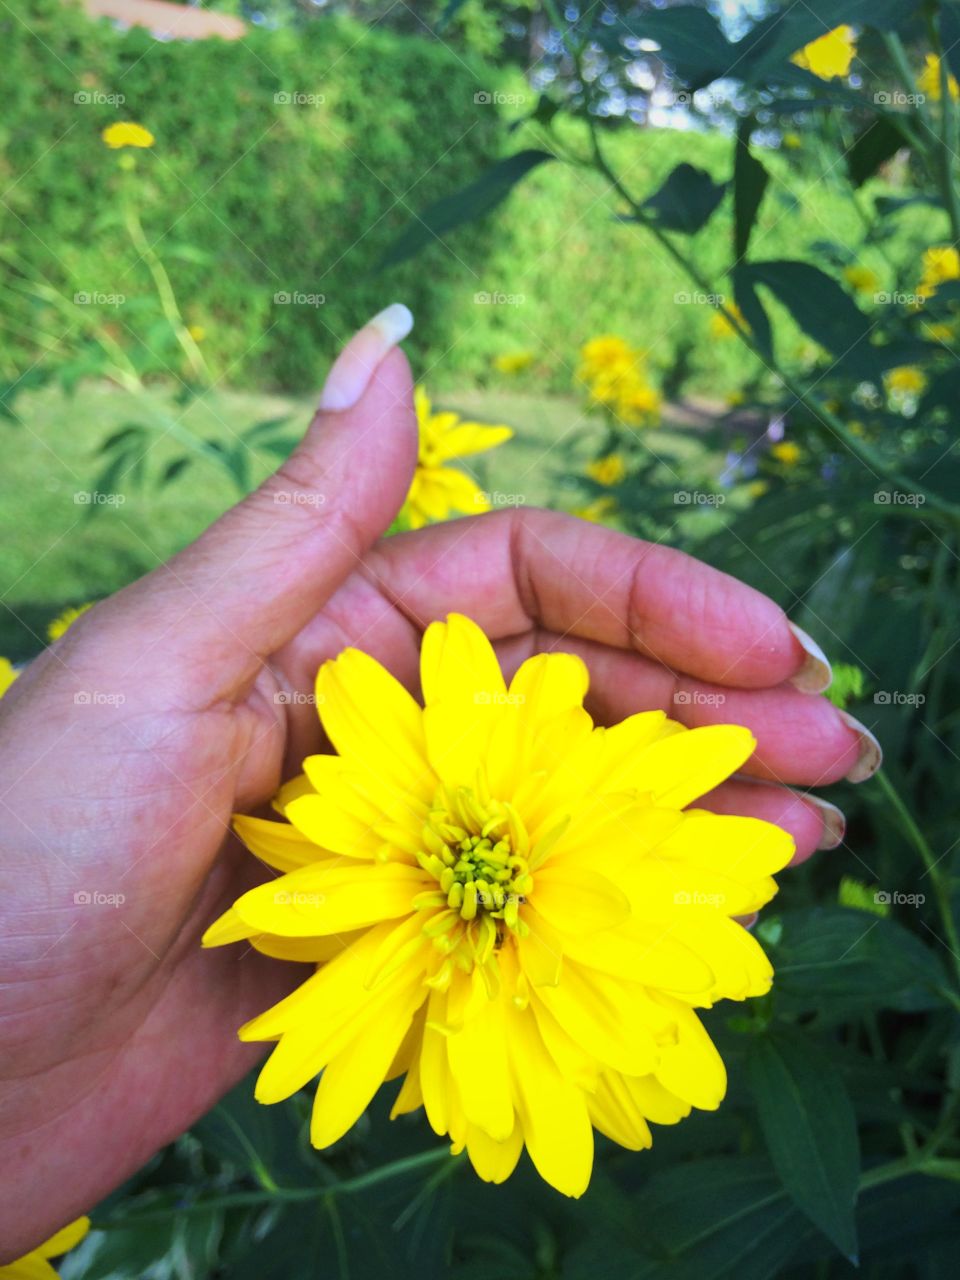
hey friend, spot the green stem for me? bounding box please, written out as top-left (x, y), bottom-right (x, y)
top-left (874, 768), bottom-right (960, 992)
top-left (122, 203), bottom-right (210, 384)
top-left (93, 1148), bottom-right (459, 1229)
top-left (584, 121), bottom-right (960, 525)
top-left (930, 16), bottom-right (960, 247)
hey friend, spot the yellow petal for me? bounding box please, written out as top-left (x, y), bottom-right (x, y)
top-left (462, 1119), bottom-right (524, 1184)
top-left (587, 1073), bottom-right (653, 1151)
top-left (38, 1216), bottom-right (91, 1257)
top-left (233, 814), bottom-right (324, 872)
top-left (532, 960), bottom-right (661, 1076)
top-left (632, 725), bottom-right (756, 808)
top-left (233, 862), bottom-right (424, 937)
top-left (650, 996), bottom-right (727, 1109)
top-left (421, 613), bottom-right (505, 706)
top-left (272, 771), bottom-right (314, 815)
top-left (532, 864), bottom-right (631, 935)
top-left (446, 973), bottom-right (515, 1141)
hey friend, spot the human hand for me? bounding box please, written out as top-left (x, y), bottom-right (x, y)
top-left (0, 306), bottom-right (879, 1257)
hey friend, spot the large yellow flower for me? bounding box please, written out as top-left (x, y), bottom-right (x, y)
top-left (0, 1217), bottom-right (89, 1279)
top-left (403, 388), bottom-right (512, 529)
top-left (791, 25), bottom-right (856, 80)
top-left (205, 615), bottom-right (793, 1197)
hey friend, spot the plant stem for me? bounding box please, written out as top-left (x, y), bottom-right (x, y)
top-left (875, 768), bottom-right (960, 992)
top-left (93, 1148), bottom-right (459, 1229)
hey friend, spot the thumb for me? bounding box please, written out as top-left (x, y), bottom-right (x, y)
top-left (95, 304), bottom-right (418, 693)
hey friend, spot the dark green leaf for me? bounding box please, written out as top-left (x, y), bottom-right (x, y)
top-left (732, 264), bottom-right (774, 359)
top-left (733, 123), bottom-right (769, 261)
top-left (640, 164), bottom-right (727, 235)
top-left (604, 8), bottom-right (733, 88)
top-left (848, 116), bottom-right (911, 187)
top-left (380, 150), bottom-right (554, 267)
top-left (747, 1028), bottom-right (860, 1261)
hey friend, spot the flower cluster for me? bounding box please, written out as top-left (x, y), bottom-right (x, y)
top-left (576, 335), bottom-right (661, 427)
top-left (205, 614), bottom-right (793, 1197)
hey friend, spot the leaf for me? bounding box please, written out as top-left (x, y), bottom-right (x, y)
top-left (848, 117), bottom-right (911, 188)
top-left (602, 8), bottom-right (734, 88)
top-left (770, 907), bottom-right (948, 1011)
top-left (737, 260), bottom-right (875, 374)
top-left (161, 456), bottom-right (191, 486)
top-left (733, 122), bottom-right (769, 261)
top-left (99, 423), bottom-right (147, 457)
top-left (244, 415), bottom-right (291, 442)
top-left (640, 164), bottom-right (727, 235)
top-left (732, 264), bottom-right (774, 359)
top-left (380, 150), bottom-right (554, 267)
top-left (747, 1028), bottom-right (860, 1261)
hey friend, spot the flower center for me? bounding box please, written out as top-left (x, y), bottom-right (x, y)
top-left (415, 785), bottom-right (533, 949)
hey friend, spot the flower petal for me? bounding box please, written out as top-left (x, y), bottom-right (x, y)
top-left (233, 862), bottom-right (425, 937)
top-left (632, 725), bottom-right (757, 808)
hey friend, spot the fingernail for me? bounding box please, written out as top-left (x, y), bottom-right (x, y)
top-left (318, 303), bottom-right (414, 412)
top-left (803, 793), bottom-right (846, 849)
top-left (838, 710), bottom-right (883, 782)
top-left (787, 621), bottom-right (832, 694)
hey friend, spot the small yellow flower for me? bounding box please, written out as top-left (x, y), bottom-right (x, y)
top-left (102, 122), bottom-right (155, 150)
top-left (917, 53), bottom-right (960, 103)
top-left (781, 131), bottom-right (802, 150)
top-left (791, 25), bottom-right (857, 80)
top-left (577, 335), bottom-right (636, 382)
top-left (586, 454), bottom-right (627, 486)
top-left (770, 441), bottom-right (801, 466)
top-left (843, 265), bottom-right (880, 295)
top-left (746, 480), bottom-right (769, 499)
top-left (204, 614), bottom-right (793, 1197)
top-left (403, 388), bottom-right (513, 529)
top-left (709, 304), bottom-right (748, 341)
top-left (923, 320), bottom-right (955, 344)
top-left (573, 496), bottom-right (617, 523)
top-left (0, 1216), bottom-right (90, 1279)
top-left (617, 382), bottom-right (661, 426)
top-left (885, 365), bottom-right (927, 397)
top-left (918, 245), bottom-right (960, 298)
top-left (188, 324), bottom-right (207, 343)
top-left (47, 603), bottom-right (92, 642)
top-left (493, 351), bottom-right (534, 375)
top-left (0, 657), bottom-right (17, 699)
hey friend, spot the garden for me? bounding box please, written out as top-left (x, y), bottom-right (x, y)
top-left (1, 0), bottom-right (960, 1277)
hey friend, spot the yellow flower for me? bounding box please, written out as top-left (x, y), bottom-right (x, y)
top-left (577, 335), bottom-right (636, 382)
top-left (188, 324), bottom-right (207, 343)
top-left (781, 131), bottom-right (802, 150)
top-left (709, 304), bottom-right (748, 341)
top-left (885, 365), bottom-right (927, 397)
top-left (842, 265), bottom-right (880, 295)
top-left (923, 320), bottom-right (955, 343)
top-left (572, 496), bottom-right (617, 523)
top-left (617, 381), bottom-right (661, 426)
top-left (746, 480), bottom-right (769, 499)
top-left (403, 388), bottom-right (512, 529)
top-left (101, 122), bottom-right (155, 150)
top-left (0, 1216), bottom-right (90, 1279)
top-left (917, 53), bottom-right (960, 102)
top-left (47, 603), bottom-right (92, 642)
top-left (586, 453), bottom-right (627, 486)
top-left (791, 25), bottom-right (857, 80)
top-left (204, 614), bottom-right (794, 1197)
top-left (0, 657), bottom-right (17, 698)
top-left (770, 441), bottom-right (801, 466)
top-left (493, 351), bottom-right (534, 374)
top-left (918, 245), bottom-right (960, 298)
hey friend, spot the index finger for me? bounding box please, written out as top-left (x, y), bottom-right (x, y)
top-left (361, 507), bottom-right (830, 691)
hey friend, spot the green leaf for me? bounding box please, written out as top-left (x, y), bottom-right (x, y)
top-left (737, 260), bottom-right (874, 372)
top-left (848, 117), bottom-right (911, 188)
top-left (380, 150), bottom-right (554, 268)
top-left (940, 2), bottom-right (960, 84)
top-left (732, 264), bottom-right (774, 359)
top-left (640, 164), bottom-right (727, 235)
top-left (160, 456), bottom-right (191, 486)
top-left (747, 1028), bottom-right (860, 1261)
top-left (733, 123), bottom-right (769, 261)
top-left (604, 8), bottom-right (734, 89)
